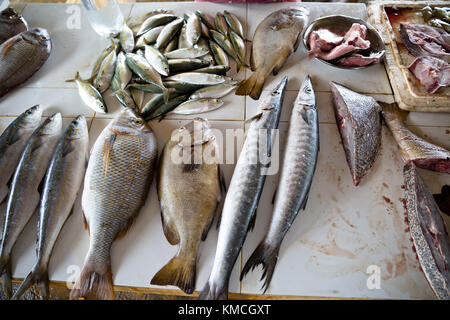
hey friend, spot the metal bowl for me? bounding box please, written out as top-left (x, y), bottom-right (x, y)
top-left (302, 15), bottom-right (386, 70)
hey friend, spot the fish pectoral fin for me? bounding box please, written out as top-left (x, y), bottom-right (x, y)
top-left (102, 133), bottom-right (117, 175)
top-left (245, 112), bottom-right (262, 124)
top-left (62, 141), bottom-right (75, 158)
top-left (81, 210), bottom-right (90, 234)
top-left (37, 176), bottom-right (46, 196)
top-left (300, 108), bottom-right (310, 124)
top-left (160, 210), bottom-right (180, 245)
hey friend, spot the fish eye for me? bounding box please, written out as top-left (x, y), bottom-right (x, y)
top-left (131, 118), bottom-right (143, 126)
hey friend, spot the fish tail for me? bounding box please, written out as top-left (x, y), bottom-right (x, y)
top-left (0, 255), bottom-right (12, 299)
top-left (66, 71), bottom-right (80, 83)
top-left (11, 264), bottom-right (49, 300)
top-left (151, 252), bottom-right (196, 294)
top-left (235, 69), bottom-right (266, 100)
top-left (240, 240), bottom-right (280, 293)
top-left (379, 102), bottom-right (408, 122)
top-left (70, 253), bottom-right (113, 300)
top-left (198, 279), bottom-right (228, 300)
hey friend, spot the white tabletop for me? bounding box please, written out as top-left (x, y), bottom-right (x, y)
top-left (1, 2), bottom-right (449, 299)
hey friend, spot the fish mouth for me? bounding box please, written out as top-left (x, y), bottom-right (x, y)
top-left (175, 118), bottom-right (214, 148)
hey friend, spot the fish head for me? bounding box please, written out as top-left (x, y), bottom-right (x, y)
top-left (20, 105), bottom-right (42, 129)
top-left (295, 75), bottom-right (316, 110)
top-left (40, 112), bottom-right (62, 136)
top-left (173, 117), bottom-right (215, 148)
top-left (112, 107), bottom-right (151, 135)
top-left (66, 115), bottom-right (89, 140)
top-left (25, 28), bottom-right (51, 47)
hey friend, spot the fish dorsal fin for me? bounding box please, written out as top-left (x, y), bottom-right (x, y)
top-left (245, 112), bottom-right (262, 124)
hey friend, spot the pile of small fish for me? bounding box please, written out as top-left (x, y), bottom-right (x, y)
top-left (0, 8), bottom-right (52, 98)
top-left (0, 106), bottom-right (89, 300)
top-left (71, 9), bottom-right (248, 120)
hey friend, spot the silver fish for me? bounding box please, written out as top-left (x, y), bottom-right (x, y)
top-left (178, 24), bottom-right (189, 49)
top-left (120, 24), bottom-right (134, 53)
top-left (135, 26), bottom-right (164, 48)
top-left (11, 116), bottom-right (89, 300)
top-left (199, 77), bottom-right (288, 300)
top-left (168, 58), bottom-right (210, 74)
top-left (89, 40), bottom-right (116, 81)
top-left (0, 105), bottom-right (42, 204)
top-left (185, 13), bottom-right (201, 48)
top-left (0, 7), bottom-right (28, 45)
top-left (166, 72), bottom-right (228, 85)
top-left (70, 108), bottom-right (157, 300)
top-left (171, 98), bottom-right (224, 115)
top-left (113, 51), bottom-right (132, 90)
top-left (0, 28), bottom-right (52, 97)
top-left (215, 12), bottom-right (229, 37)
top-left (93, 43), bottom-right (117, 93)
top-left (163, 35), bottom-right (178, 54)
top-left (403, 162), bottom-right (450, 300)
top-left (223, 11), bottom-right (244, 38)
top-left (155, 17), bottom-right (184, 50)
top-left (136, 13), bottom-right (177, 36)
top-left (164, 47), bottom-right (209, 59)
top-left (68, 72), bottom-right (107, 114)
top-left (128, 9), bottom-right (170, 34)
top-left (144, 45), bottom-right (169, 76)
top-left (209, 40), bottom-right (229, 67)
top-left (189, 84), bottom-right (236, 99)
top-left (195, 11), bottom-right (215, 30)
top-left (240, 75), bottom-right (319, 292)
top-left (0, 113), bottom-right (62, 299)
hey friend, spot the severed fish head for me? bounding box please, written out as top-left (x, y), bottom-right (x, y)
top-left (19, 104), bottom-right (42, 129)
top-left (65, 115), bottom-right (88, 140)
top-left (174, 117), bottom-right (215, 149)
top-left (111, 107), bottom-right (151, 136)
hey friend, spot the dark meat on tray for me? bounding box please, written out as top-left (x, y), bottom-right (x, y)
top-left (408, 55), bottom-right (450, 93)
top-left (400, 23), bottom-right (450, 61)
top-left (309, 23), bottom-right (370, 61)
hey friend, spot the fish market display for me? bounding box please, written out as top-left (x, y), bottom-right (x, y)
top-left (73, 9), bottom-right (246, 117)
top-left (0, 28), bottom-right (52, 98)
top-left (381, 102), bottom-right (450, 174)
top-left (403, 162), bottom-right (450, 300)
top-left (70, 108), bottom-right (157, 300)
top-left (12, 116), bottom-right (89, 300)
top-left (330, 82), bottom-right (381, 186)
top-left (0, 113), bottom-right (62, 299)
top-left (199, 77), bottom-right (288, 300)
top-left (0, 7), bottom-right (27, 45)
top-left (241, 75), bottom-right (319, 292)
top-left (236, 8), bottom-right (309, 100)
top-left (152, 119), bottom-right (222, 294)
top-left (0, 105), bottom-right (42, 204)
top-left (407, 56), bottom-right (450, 94)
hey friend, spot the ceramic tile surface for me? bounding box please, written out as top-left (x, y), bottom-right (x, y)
top-left (0, 2), bottom-right (449, 300)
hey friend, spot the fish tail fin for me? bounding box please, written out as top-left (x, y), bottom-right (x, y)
top-left (0, 255), bottom-right (12, 299)
top-left (66, 72), bottom-right (80, 83)
top-left (198, 279), bottom-right (228, 300)
top-left (240, 240), bottom-right (280, 293)
top-left (11, 264), bottom-right (49, 300)
top-left (70, 253), bottom-right (114, 300)
top-left (150, 252), bottom-right (196, 294)
top-left (235, 69), bottom-right (266, 100)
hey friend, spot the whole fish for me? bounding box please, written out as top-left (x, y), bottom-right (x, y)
top-left (136, 13), bottom-right (177, 36)
top-left (128, 9), bottom-right (170, 34)
top-left (210, 30), bottom-right (237, 62)
top-left (189, 84), bottom-right (236, 100)
top-left (0, 28), bottom-right (52, 98)
top-left (224, 11), bottom-right (243, 39)
top-left (119, 24), bottom-right (134, 53)
top-left (199, 77), bottom-right (288, 300)
top-left (195, 65), bottom-right (230, 75)
top-left (70, 108), bottom-right (158, 300)
top-left (0, 8), bottom-right (28, 45)
top-left (166, 72), bottom-right (228, 85)
top-left (67, 72), bottom-right (107, 114)
top-left (155, 17), bottom-right (184, 50)
top-left (403, 161), bottom-right (450, 300)
top-left (145, 45), bottom-right (169, 76)
top-left (185, 13), bottom-right (201, 48)
top-left (168, 58), bottom-right (210, 74)
top-left (236, 8), bottom-right (309, 100)
top-left (93, 43), bottom-right (117, 93)
top-left (151, 119), bottom-right (222, 294)
top-left (0, 113), bottom-right (62, 299)
top-left (0, 105), bottom-right (42, 204)
top-left (163, 80), bottom-right (203, 93)
top-left (381, 102), bottom-right (450, 174)
top-left (12, 116), bottom-right (89, 300)
top-left (145, 94), bottom-right (188, 121)
top-left (240, 75), bottom-right (319, 292)
top-left (89, 40), bottom-right (116, 81)
top-left (330, 82), bottom-right (381, 186)
top-left (196, 11), bottom-right (215, 30)
top-left (178, 24), bottom-right (189, 49)
top-left (164, 47), bottom-right (209, 59)
top-left (209, 40), bottom-right (229, 67)
top-left (135, 26), bottom-right (164, 48)
top-left (171, 98), bottom-right (224, 115)
top-left (113, 51), bottom-right (132, 90)
top-left (215, 12), bottom-right (229, 36)
top-left (229, 31), bottom-right (246, 70)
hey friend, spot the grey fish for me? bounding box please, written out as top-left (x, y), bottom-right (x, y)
top-left (0, 8), bottom-right (28, 45)
top-left (113, 51), bottom-right (132, 90)
top-left (166, 72), bottom-right (228, 85)
top-left (194, 65), bottom-right (230, 75)
top-left (135, 26), bottom-right (164, 48)
top-left (168, 58), bottom-right (210, 74)
top-left (70, 108), bottom-right (157, 300)
top-left (164, 47), bottom-right (209, 59)
top-left (196, 38), bottom-right (215, 65)
top-left (0, 113), bottom-right (62, 299)
top-left (151, 119), bottom-right (222, 294)
top-left (145, 94), bottom-right (188, 120)
top-left (195, 11), bottom-right (215, 30)
top-left (145, 45), bottom-right (169, 76)
top-left (240, 75), bottom-right (319, 292)
top-left (403, 161), bottom-right (450, 300)
top-left (67, 72), bottom-right (107, 114)
top-left (120, 24), bottom-right (134, 53)
top-left (0, 105), bottom-right (42, 204)
top-left (199, 77), bottom-right (288, 300)
top-left (163, 35), bottom-right (178, 54)
top-left (171, 98), bottom-right (224, 115)
top-left (128, 9), bottom-right (170, 34)
top-left (224, 11), bottom-right (244, 38)
top-left (236, 8), bottom-right (309, 100)
top-left (229, 31), bottom-right (246, 71)
top-left (93, 43), bottom-right (117, 93)
top-left (185, 13), bottom-right (201, 48)
top-left (210, 30), bottom-right (237, 61)
top-left (215, 12), bottom-right (229, 36)
top-left (89, 41), bottom-right (116, 81)
top-left (136, 13), bottom-right (177, 36)
top-left (11, 116), bottom-right (89, 300)
top-left (178, 24), bottom-right (189, 49)
top-left (163, 80), bottom-right (204, 93)
top-left (330, 82), bottom-right (381, 186)
top-left (0, 28), bottom-right (52, 97)
top-left (209, 40), bottom-right (229, 67)
top-left (155, 17), bottom-right (184, 50)
top-left (189, 83), bottom-right (235, 99)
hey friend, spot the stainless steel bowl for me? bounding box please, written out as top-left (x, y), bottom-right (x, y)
top-left (302, 15), bottom-right (386, 70)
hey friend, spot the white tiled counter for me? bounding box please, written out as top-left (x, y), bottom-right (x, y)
top-left (1, 2), bottom-right (449, 299)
